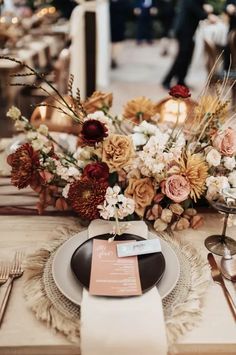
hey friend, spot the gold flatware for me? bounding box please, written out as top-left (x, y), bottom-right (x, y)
top-left (220, 249), bottom-right (236, 287)
top-left (0, 262), bottom-right (9, 287)
top-left (0, 251), bottom-right (24, 327)
top-left (208, 253), bottom-right (236, 322)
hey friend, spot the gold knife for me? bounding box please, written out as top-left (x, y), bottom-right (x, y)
top-left (207, 253), bottom-right (236, 322)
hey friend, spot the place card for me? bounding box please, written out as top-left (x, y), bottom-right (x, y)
top-left (89, 239), bottom-right (142, 296)
top-left (117, 239), bottom-right (162, 258)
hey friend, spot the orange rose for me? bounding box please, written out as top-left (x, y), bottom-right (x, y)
top-left (102, 134), bottom-right (134, 172)
top-left (125, 177), bottom-right (155, 216)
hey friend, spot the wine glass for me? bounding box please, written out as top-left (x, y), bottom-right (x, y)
top-left (205, 188), bottom-right (236, 256)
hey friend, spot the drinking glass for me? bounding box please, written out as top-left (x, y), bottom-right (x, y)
top-left (205, 188), bottom-right (236, 256)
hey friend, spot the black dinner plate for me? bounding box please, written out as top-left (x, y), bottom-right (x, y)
top-left (70, 233), bottom-right (166, 295)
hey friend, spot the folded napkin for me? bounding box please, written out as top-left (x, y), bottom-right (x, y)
top-left (80, 219), bottom-right (167, 355)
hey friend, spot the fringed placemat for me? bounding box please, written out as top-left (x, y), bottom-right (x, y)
top-left (24, 227), bottom-right (209, 349)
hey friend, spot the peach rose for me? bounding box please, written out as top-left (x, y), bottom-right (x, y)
top-left (125, 177), bottom-right (155, 216)
top-left (213, 128), bottom-right (236, 157)
top-left (102, 134), bottom-right (134, 172)
top-left (162, 175), bottom-right (190, 203)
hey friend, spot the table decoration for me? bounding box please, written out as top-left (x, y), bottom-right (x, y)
top-left (70, 233), bottom-right (166, 295)
top-left (23, 223), bottom-right (209, 349)
top-left (205, 192), bottom-right (236, 255)
top-left (2, 57), bottom-right (236, 239)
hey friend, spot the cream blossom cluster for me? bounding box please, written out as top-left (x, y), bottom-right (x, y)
top-left (7, 106), bottom-right (28, 131)
top-left (54, 160), bottom-right (81, 182)
top-left (206, 148), bottom-right (221, 167)
top-left (132, 121), bottom-right (160, 146)
top-left (137, 128), bottom-right (185, 178)
top-left (224, 157), bottom-right (236, 171)
top-left (206, 176), bottom-right (230, 200)
top-left (7, 106), bottom-right (21, 121)
top-left (27, 131), bottom-right (52, 153)
top-left (73, 146), bottom-right (95, 168)
top-left (98, 185), bottom-right (135, 220)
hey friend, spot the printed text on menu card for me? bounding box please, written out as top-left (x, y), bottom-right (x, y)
top-left (89, 239), bottom-right (142, 296)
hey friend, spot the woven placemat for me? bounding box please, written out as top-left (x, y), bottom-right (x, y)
top-left (24, 228), bottom-right (209, 347)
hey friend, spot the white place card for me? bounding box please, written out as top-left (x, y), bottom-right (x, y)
top-left (117, 239), bottom-right (162, 258)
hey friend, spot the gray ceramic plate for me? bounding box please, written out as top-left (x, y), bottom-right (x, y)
top-left (52, 230), bottom-right (180, 304)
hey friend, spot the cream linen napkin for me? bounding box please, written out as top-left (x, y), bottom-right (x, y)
top-left (80, 219), bottom-right (167, 355)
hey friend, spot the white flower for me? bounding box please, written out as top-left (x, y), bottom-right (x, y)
top-left (206, 149), bottom-right (221, 167)
top-left (55, 161), bottom-right (81, 181)
top-left (31, 134), bottom-right (48, 151)
top-left (67, 166), bottom-right (81, 179)
top-left (62, 184), bottom-right (70, 198)
top-left (228, 170), bottom-right (236, 187)
top-left (206, 176), bottom-right (230, 200)
top-left (206, 176), bottom-right (229, 189)
top-left (98, 186), bottom-right (135, 220)
top-left (7, 106), bottom-right (21, 120)
top-left (27, 131), bottom-right (38, 140)
top-left (97, 203), bottom-right (115, 220)
top-left (224, 157), bottom-right (236, 171)
top-left (73, 146), bottom-right (94, 168)
top-left (37, 124), bottom-right (48, 136)
top-left (117, 197), bottom-right (135, 219)
top-left (14, 120), bottom-right (26, 131)
top-left (105, 185), bottom-right (121, 205)
top-left (132, 132), bottom-right (148, 146)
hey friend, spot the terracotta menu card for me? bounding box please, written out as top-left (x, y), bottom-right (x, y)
top-left (89, 239), bottom-right (142, 296)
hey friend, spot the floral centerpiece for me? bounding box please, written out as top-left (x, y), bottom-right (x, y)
top-left (4, 57), bottom-right (236, 234)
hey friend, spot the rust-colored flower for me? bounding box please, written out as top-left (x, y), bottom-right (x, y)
top-left (80, 119), bottom-right (108, 146)
top-left (7, 143), bottom-right (39, 189)
top-left (82, 162), bottom-right (109, 181)
top-left (169, 85), bottom-right (191, 99)
top-left (123, 97), bottom-right (158, 123)
top-left (68, 179), bottom-right (108, 220)
top-left (83, 91), bottom-right (113, 114)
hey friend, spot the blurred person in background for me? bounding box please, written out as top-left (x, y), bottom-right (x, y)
top-left (110, 0), bottom-right (130, 68)
top-left (157, 0), bottom-right (176, 56)
top-left (53, 0), bottom-right (77, 19)
top-left (224, 0), bottom-right (236, 70)
top-left (134, 0), bottom-right (158, 45)
top-left (162, 0), bottom-right (217, 89)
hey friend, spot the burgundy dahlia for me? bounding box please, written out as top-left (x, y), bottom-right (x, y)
top-left (169, 85), bottom-right (191, 99)
top-left (68, 179), bottom-right (108, 220)
top-left (80, 119), bottom-right (108, 146)
top-left (82, 162), bottom-right (109, 181)
top-left (7, 143), bottom-right (39, 189)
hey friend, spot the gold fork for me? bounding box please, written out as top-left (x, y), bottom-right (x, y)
top-left (0, 251), bottom-right (24, 327)
top-left (0, 262), bottom-right (9, 287)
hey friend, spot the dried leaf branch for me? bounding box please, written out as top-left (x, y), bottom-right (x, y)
top-left (0, 56), bottom-right (86, 123)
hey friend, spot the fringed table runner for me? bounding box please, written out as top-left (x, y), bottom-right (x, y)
top-left (24, 227), bottom-right (209, 350)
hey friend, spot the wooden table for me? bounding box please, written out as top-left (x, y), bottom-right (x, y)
top-left (0, 214), bottom-right (235, 355)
